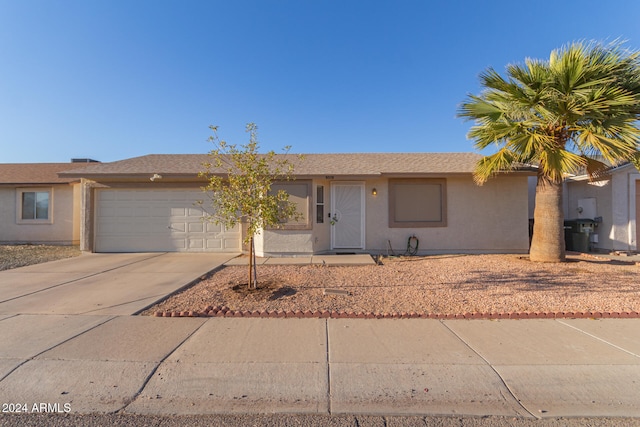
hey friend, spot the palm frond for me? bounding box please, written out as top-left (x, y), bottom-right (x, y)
top-left (473, 148), bottom-right (518, 185)
top-left (582, 156), bottom-right (612, 181)
top-left (538, 148), bottom-right (586, 181)
top-left (460, 40), bottom-right (640, 186)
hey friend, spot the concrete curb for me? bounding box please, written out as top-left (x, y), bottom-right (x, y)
top-left (153, 305), bottom-right (640, 320)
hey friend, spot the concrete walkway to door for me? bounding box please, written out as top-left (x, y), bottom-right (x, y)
top-left (0, 252), bottom-right (239, 316)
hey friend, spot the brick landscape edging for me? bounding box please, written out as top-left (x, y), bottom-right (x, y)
top-left (154, 305), bottom-right (640, 319)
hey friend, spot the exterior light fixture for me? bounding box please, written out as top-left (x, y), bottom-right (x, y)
top-left (371, 188), bottom-right (377, 196)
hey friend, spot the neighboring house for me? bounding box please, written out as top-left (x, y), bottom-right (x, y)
top-left (0, 160), bottom-right (97, 245)
top-left (563, 162), bottom-right (640, 252)
top-left (59, 153), bottom-right (532, 256)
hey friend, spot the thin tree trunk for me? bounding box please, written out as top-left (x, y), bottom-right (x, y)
top-left (529, 176), bottom-right (566, 262)
top-left (248, 235), bottom-right (254, 289)
top-left (252, 238), bottom-right (258, 287)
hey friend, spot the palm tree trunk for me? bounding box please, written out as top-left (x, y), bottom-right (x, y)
top-left (529, 177), bottom-right (566, 262)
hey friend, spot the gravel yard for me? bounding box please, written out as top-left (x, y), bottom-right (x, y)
top-left (4, 245), bottom-right (636, 317)
top-left (0, 244), bottom-right (81, 271)
top-left (144, 254), bottom-right (640, 317)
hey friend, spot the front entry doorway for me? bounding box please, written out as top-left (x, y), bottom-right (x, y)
top-left (330, 182), bottom-right (365, 250)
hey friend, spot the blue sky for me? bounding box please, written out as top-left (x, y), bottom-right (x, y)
top-left (2, 0), bottom-right (640, 163)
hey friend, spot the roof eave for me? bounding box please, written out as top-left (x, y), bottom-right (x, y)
top-left (0, 180), bottom-right (80, 186)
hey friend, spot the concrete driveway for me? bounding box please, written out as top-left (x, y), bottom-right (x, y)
top-left (0, 252), bottom-right (238, 315)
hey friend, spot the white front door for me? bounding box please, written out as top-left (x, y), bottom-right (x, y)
top-left (331, 182), bottom-right (365, 249)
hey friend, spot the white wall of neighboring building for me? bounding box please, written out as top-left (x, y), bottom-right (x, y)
top-left (565, 178), bottom-right (611, 250)
top-left (565, 165), bottom-right (640, 252)
top-left (610, 172), bottom-right (631, 251)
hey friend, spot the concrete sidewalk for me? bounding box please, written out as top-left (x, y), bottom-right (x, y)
top-left (1, 316), bottom-right (639, 418)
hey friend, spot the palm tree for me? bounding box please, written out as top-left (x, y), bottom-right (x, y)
top-left (459, 41), bottom-right (640, 262)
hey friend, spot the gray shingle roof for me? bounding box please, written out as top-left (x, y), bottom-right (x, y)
top-left (58, 153), bottom-right (485, 178)
top-left (0, 163), bottom-right (90, 184)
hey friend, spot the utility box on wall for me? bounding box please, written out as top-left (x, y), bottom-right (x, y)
top-left (577, 197), bottom-right (597, 219)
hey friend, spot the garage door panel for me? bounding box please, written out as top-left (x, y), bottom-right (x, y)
top-left (206, 239), bottom-right (222, 249)
top-left (169, 222), bottom-right (187, 233)
top-left (95, 189), bottom-right (241, 252)
top-left (149, 192), bottom-right (171, 201)
top-left (187, 207), bottom-right (204, 217)
top-left (150, 207), bottom-right (168, 217)
top-left (188, 222), bottom-right (204, 233)
top-left (99, 191), bottom-right (116, 201)
top-left (113, 191), bottom-right (135, 201)
top-left (100, 206), bottom-right (117, 217)
top-left (224, 236), bottom-right (241, 249)
top-left (188, 239), bottom-right (205, 249)
top-left (115, 207), bottom-right (134, 217)
top-left (133, 206), bottom-right (150, 217)
top-left (205, 222), bottom-right (222, 233)
top-left (171, 239), bottom-right (187, 250)
top-left (170, 207), bottom-right (186, 216)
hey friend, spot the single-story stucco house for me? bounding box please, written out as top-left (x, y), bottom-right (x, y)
top-left (0, 160), bottom-right (97, 245)
top-left (563, 162), bottom-right (640, 253)
top-left (58, 153), bottom-right (533, 256)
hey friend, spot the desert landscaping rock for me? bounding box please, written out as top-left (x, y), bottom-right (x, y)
top-left (143, 254), bottom-right (640, 318)
top-left (0, 245), bottom-right (80, 271)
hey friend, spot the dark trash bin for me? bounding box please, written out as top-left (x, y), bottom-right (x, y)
top-left (564, 219), bottom-right (596, 252)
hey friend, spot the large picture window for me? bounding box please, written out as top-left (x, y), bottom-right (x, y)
top-left (17, 189), bottom-right (52, 223)
top-left (270, 180), bottom-right (312, 230)
top-left (389, 178), bottom-right (446, 227)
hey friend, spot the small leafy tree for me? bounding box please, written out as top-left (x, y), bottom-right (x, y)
top-left (199, 123), bottom-right (301, 289)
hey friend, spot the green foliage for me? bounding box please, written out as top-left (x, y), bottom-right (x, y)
top-left (459, 41), bottom-right (640, 184)
top-left (199, 123), bottom-right (302, 245)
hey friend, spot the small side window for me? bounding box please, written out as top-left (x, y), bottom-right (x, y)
top-left (316, 185), bottom-right (324, 223)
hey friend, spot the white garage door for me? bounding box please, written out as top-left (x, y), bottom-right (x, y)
top-left (95, 189), bottom-right (241, 252)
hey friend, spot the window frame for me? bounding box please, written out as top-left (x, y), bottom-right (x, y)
top-left (269, 180), bottom-right (313, 230)
top-left (16, 188), bottom-right (53, 224)
top-left (316, 185), bottom-right (324, 224)
top-left (388, 178), bottom-right (447, 228)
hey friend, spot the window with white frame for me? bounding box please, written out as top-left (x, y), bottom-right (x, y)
top-left (17, 189), bottom-right (52, 223)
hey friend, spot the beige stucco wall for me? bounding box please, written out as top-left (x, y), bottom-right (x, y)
top-left (259, 175), bottom-right (530, 256)
top-left (0, 184), bottom-right (80, 245)
top-left (256, 179), bottom-right (332, 256)
top-left (74, 175), bottom-right (529, 256)
top-left (367, 176), bottom-right (529, 254)
top-left (255, 230), bottom-right (314, 255)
